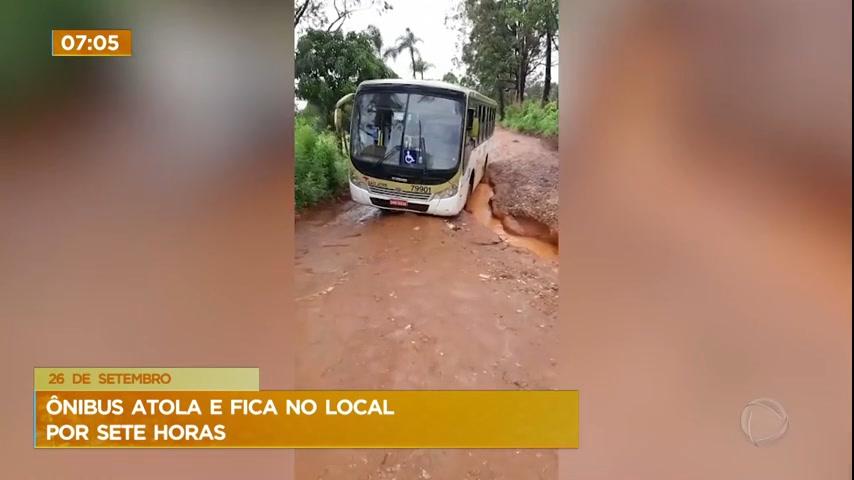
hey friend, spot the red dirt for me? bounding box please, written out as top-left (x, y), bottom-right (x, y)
top-left (294, 130), bottom-right (561, 479)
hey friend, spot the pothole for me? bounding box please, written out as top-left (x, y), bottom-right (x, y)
top-left (467, 182), bottom-right (559, 261)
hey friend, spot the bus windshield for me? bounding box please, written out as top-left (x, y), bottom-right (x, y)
top-left (350, 90), bottom-right (465, 179)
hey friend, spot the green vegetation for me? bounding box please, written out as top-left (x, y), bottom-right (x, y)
top-left (449, 0), bottom-right (559, 122)
top-left (501, 101), bottom-right (558, 137)
top-left (295, 29), bottom-right (398, 128)
top-left (294, 19), bottom-right (400, 209)
top-left (294, 115), bottom-right (350, 209)
top-left (442, 72), bottom-right (460, 84)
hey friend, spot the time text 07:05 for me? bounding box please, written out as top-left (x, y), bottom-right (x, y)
top-left (52, 30), bottom-right (132, 56)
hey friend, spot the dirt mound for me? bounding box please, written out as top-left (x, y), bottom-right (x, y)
top-left (486, 129), bottom-right (559, 243)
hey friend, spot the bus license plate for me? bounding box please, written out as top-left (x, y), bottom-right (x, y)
top-left (389, 199), bottom-right (408, 207)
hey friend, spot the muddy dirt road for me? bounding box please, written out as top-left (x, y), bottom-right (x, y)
top-left (295, 129), bottom-right (561, 479)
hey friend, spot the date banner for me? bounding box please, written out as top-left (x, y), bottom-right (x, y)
top-left (34, 368), bottom-right (579, 449)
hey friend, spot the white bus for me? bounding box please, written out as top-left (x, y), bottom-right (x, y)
top-left (334, 79), bottom-right (497, 216)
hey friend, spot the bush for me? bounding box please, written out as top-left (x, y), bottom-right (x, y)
top-left (298, 102), bottom-right (327, 130)
top-left (295, 115), bottom-right (349, 209)
top-left (501, 101), bottom-right (559, 137)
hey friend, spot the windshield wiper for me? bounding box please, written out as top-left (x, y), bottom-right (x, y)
top-left (419, 119), bottom-right (428, 176)
top-left (374, 144), bottom-right (400, 168)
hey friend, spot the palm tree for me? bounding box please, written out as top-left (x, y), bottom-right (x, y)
top-left (412, 57), bottom-right (434, 80)
top-left (383, 27), bottom-right (422, 79)
top-left (365, 24), bottom-right (383, 57)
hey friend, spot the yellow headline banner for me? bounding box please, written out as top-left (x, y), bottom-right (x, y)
top-left (35, 390), bottom-right (579, 448)
top-left (33, 368), bottom-right (259, 391)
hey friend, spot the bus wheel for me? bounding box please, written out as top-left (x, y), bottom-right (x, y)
top-left (462, 178), bottom-right (475, 213)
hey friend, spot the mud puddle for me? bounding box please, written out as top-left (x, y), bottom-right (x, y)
top-left (299, 201), bottom-right (382, 227)
top-left (301, 186), bottom-right (558, 261)
top-left (468, 183), bottom-right (558, 260)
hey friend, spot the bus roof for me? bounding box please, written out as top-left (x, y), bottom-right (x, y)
top-left (357, 79), bottom-right (497, 107)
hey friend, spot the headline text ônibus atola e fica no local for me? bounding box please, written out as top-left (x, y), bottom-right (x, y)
top-left (46, 396), bottom-right (394, 416)
top-left (43, 395), bottom-right (395, 442)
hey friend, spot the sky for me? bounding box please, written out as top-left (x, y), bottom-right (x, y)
top-left (299, 0), bottom-right (558, 83)
top-left (337, 0), bottom-right (461, 80)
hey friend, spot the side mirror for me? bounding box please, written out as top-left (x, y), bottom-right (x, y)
top-left (334, 93), bottom-right (354, 131)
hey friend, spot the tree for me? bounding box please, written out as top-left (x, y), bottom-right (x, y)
top-left (525, 81), bottom-right (545, 102)
top-left (383, 28), bottom-right (423, 79)
top-left (460, 75), bottom-right (478, 89)
top-left (532, 0), bottom-right (558, 105)
top-left (458, 0), bottom-right (517, 117)
top-left (442, 72), bottom-right (460, 84)
top-left (503, 0), bottom-right (547, 102)
top-left (295, 0), bottom-right (392, 32)
top-left (294, 0), bottom-right (324, 29)
top-left (413, 57), bottom-right (435, 80)
top-left (451, 0), bottom-right (558, 110)
top-left (295, 29), bottom-right (397, 127)
top-left (365, 24), bottom-right (384, 55)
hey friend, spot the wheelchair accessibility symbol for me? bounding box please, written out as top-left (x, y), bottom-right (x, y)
top-left (403, 149), bottom-right (418, 165)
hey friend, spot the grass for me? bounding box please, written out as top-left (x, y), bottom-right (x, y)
top-left (294, 114), bottom-right (349, 209)
top-left (501, 101), bottom-right (559, 138)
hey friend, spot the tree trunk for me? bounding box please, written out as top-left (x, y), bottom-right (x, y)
top-left (409, 48), bottom-right (417, 79)
top-left (517, 47), bottom-right (528, 102)
top-left (542, 28), bottom-right (552, 106)
top-left (511, 23), bottom-right (523, 103)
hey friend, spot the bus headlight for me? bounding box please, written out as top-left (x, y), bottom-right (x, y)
top-left (349, 171), bottom-right (368, 189)
top-left (433, 183), bottom-right (458, 199)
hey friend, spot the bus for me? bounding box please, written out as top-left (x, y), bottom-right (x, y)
top-left (334, 79), bottom-right (497, 216)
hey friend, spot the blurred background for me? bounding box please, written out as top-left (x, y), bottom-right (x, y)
top-left (560, 0), bottom-right (850, 478)
top-left (1, 1), bottom-right (295, 479)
